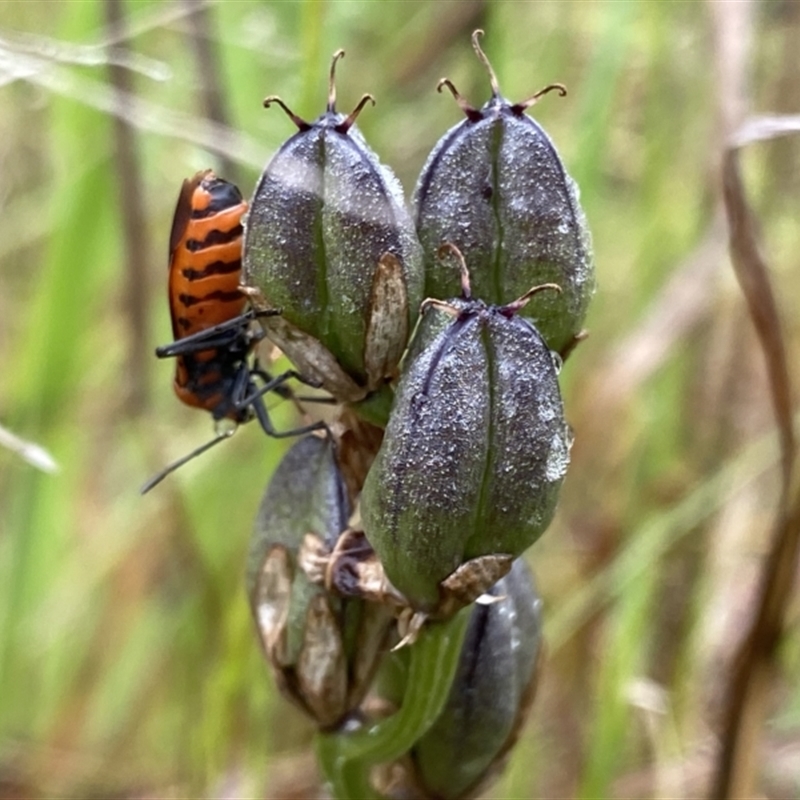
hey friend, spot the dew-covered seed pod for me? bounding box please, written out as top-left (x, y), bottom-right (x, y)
top-left (408, 560), bottom-right (543, 800)
top-left (360, 246), bottom-right (570, 611)
top-left (247, 434), bottom-right (392, 729)
top-left (243, 50), bottom-right (423, 418)
top-left (413, 30), bottom-right (594, 357)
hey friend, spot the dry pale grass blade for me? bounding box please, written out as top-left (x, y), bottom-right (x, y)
top-left (0, 423), bottom-right (59, 473)
top-left (722, 148), bottom-right (796, 483)
top-left (713, 124), bottom-right (800, 798)
top-left (0, 47), bottom-right (268, 168)
top-left (0, 0), bottom-right (211, 77)
top-left (708, 0), bottom-right (753, 140)
top-left (731, 114), bottom-right (800, 148)
top-left (0, 29), bottom-right (170, 85)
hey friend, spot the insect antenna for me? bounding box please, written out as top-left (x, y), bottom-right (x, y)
top-left (140, 429), bottom-right (235, 495)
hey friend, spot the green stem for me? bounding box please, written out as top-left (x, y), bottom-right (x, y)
top-left (350, 383), bottom-right (394, 428)
top-left (317, 610), bottom-right (470, 800)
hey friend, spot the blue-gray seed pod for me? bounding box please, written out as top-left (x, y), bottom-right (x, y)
top-left (360, 251), bottom-right (570, 611)
top-left (413, 30), bottom-right (594, 357)
top-left (248, 434), bottom-right (391, 729)
top-left (243, 51), bottom-right (422, 418)
top-left (410, 560), bottom-right (543, 800)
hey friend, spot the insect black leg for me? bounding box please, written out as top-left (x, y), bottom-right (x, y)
top-left (250, 391), bottom-right (329, 438)
top-left (237, 370), bottom-right (330, 439)
top-left (250, 360), bottom-right (336, 405)
top-left (249, 360), bottom-right (294, 401)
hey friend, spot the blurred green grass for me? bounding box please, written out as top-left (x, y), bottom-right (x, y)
top-left (1, 1), bottom-right (799, 797)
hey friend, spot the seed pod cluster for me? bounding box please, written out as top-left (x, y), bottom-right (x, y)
top-left (154, 29), bottom-right (595, 799)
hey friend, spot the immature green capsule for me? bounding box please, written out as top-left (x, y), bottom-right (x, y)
top-left (243, 50), bottom-right (423, 420)
top-left (414, 30), bottom-right (594, 357)
top-left (360, 246), bottom-right (570, 611)
top-left (247, 434), bottom-right (391, 729)
top-left (409, 560), bottom-right (543, 800)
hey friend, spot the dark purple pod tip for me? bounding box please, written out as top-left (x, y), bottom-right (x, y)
top-left (432, 241), bottom-right (562, 320)
top-left (263, 48), bottom-right (375, 135)
top-left (436, 29), bottom-right (567, 123)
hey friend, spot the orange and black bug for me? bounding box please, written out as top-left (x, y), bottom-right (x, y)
top-left (142, 170), bottom-right (324, 494)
